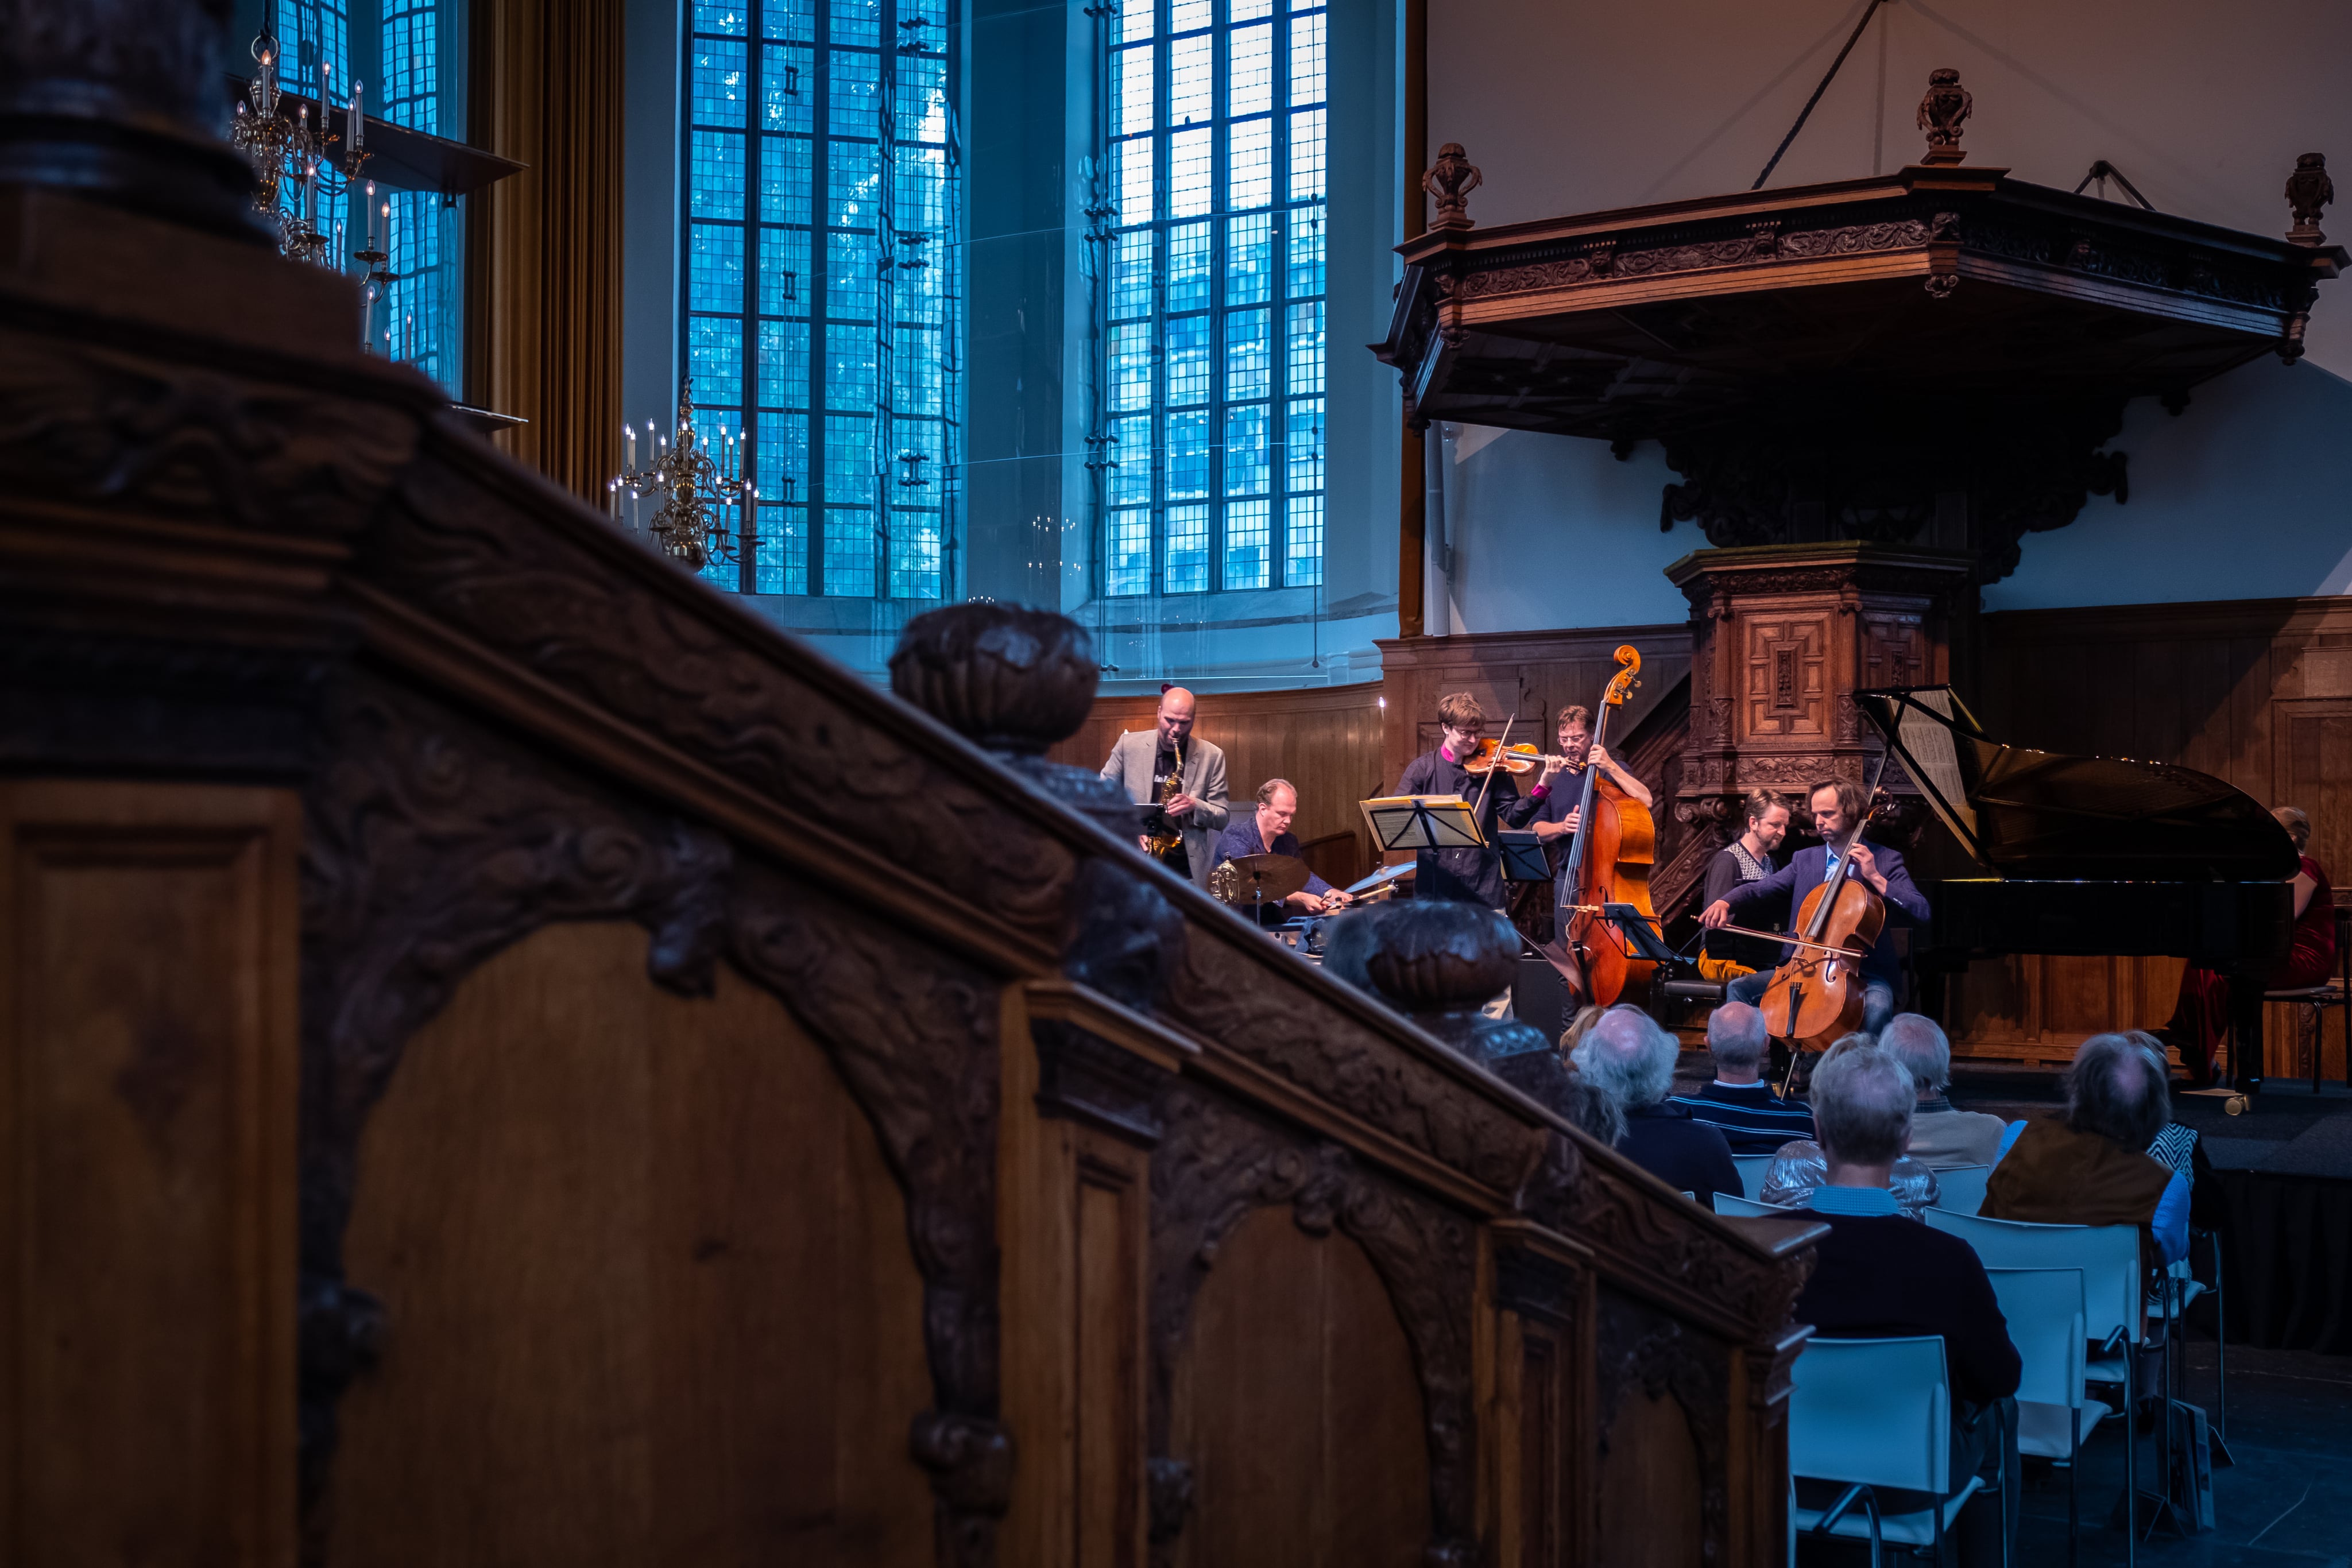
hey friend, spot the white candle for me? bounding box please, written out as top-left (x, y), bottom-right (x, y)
top-left (381, 200), bottom-right (392, 263)
top-left (351, 81), bottom-right (364, 150)
top-left (625, 424), bottom-right (637, 471)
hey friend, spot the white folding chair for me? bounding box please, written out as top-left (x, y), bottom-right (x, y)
top-left (1789, 1336), bottom-right (1985, 1565)
top-left (1987, 1267), bottom-right (2107, 1566)
top-left (1733, 1153), bottom-right (1774, 1201)
top-left (1927, 1163), bottom-right (1991, 1216)
top-left (1925, 1211), bottom-right (2143, 1565)
top-left (1713, 1191), bottom-right (1792, 1218)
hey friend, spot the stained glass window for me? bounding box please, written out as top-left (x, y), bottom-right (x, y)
top-left (1098, 0), bottom-right (1326, 597)
top-left (377, 0), bottom-right (461, 392)
top-left (683, 0), bottom-right (964, 599)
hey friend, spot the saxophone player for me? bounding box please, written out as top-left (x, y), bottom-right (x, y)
top-left (1100, 686), bottom-right (1231, 888)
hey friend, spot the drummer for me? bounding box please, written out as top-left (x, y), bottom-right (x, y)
top-left (1214, 779), bottom-right (1354, 924)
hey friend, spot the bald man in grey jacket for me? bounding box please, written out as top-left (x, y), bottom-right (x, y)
top-left (1100, 686), bottom-right (1230, 888)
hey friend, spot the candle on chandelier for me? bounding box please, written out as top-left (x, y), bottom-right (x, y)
top-left (351, 81), bottom-right (364, 152)
top-left (626, 424), bottom-right (637, 472)
top-left (404, 312), bottom-right (413, 362)
top-left (382, 199), bottom-right (393, 262)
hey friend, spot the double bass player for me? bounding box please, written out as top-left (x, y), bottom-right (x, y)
top-left (1699, 778), bottom-right (1931, 1036)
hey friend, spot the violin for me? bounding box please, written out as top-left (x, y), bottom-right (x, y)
top-left (1460, 740), bottom-right (1570, 775)
top-left (1757, 779), bottom-right (1891, 1058)
top-left (1553, 646), bottom-right (1658, 1009)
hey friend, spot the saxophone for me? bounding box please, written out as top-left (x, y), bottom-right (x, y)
top-left (1143, 737), bottom-right (1185, 857)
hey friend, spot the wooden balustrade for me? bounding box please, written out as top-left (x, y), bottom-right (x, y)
top-left (0, 13), bottom-right (1824, 1559)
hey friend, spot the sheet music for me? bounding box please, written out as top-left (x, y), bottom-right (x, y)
top-left (1899, 690), bottom-right (1978, 847)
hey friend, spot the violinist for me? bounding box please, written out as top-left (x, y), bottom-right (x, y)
top-left (1699, 778), bottom-right (1931, 1036)
top-left (1526, 704), bottom-right (1654, 841)
top-left (1394, 692), bottom-right (1542, 908)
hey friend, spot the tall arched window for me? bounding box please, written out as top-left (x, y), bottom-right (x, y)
top-left (1099, 0), bottom-right (1326, 600)
top-left (683, 0), bottom-right (964, 599)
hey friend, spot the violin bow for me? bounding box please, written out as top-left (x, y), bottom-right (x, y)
top-left (1468, 711), bottom-right (1516, 834)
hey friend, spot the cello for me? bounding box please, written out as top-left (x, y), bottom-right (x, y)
top-left (1753, 772), bottom-right (1891, 1054)
top-left (1553, 646), bottom-right (1658, 1009)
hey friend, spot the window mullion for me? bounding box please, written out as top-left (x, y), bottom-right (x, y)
top-left (739, 7), bottom-right (763, 595)
top-left (1208, 0), bottom-right (1226, 596)
top-left (1270, 13), bottom-right (1287, 589)
top-left (808, 2), bottom-right (832, 597)
top-left (1153, 0), bottom-right (1172, 600)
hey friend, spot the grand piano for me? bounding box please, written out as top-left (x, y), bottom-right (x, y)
top-left (1855, 688), bottom-right (2300, 1091)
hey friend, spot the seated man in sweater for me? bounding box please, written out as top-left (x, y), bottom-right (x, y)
top-left (1879, 1013), bottom-right (2009, 1168)
top-left (1571, 1005), bottom-right (1740, 1209)
top-left (1984, 1032), bottom-right (2190, 1266)
top-left (1671, 1001), bottom-right (1816, 1153)
top-left (1792, 1046), bottom-right (2020, 1568)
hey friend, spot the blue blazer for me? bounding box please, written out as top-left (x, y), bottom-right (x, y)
top-left (1725, 841), bottom-right (1932, 987)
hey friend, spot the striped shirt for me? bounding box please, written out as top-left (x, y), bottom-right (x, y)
top-left (1669, 1081), bottom-right (1817, 1154)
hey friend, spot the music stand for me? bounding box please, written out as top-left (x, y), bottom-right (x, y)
top-left (1496, 829), bottom-right (1550, 884)
top-left (1359, 793), bottom-right (1486, 856)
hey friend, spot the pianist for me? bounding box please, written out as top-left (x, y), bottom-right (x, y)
top-left (1700, 779), bottom-right (1932, 1036)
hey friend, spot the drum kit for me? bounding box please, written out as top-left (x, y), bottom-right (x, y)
top-left (1208, 855), bottom-right (1416, 959)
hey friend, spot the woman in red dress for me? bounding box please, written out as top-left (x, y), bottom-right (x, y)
top-left (2171, 806), bottom-right (2335, 1084)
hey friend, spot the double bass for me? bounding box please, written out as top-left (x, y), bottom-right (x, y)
top-left (1554, 646), bottom-right (1658, 1008)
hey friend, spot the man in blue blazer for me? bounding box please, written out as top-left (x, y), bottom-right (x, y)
top-left (1700, 778), bottom-right (1932, 1036)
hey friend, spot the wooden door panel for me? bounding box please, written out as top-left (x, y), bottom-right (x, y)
top-left (327, 921), bottom-right (931, 1568)
top-left (1170, 1208), bottom-right (1428, 1568)
top-left (0, 782), bottom-right (299, 1568)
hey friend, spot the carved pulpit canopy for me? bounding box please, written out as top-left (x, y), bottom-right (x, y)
top-left (1375, 92), bottom-right (2344, 582)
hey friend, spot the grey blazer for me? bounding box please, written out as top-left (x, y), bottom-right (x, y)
top-left (1100, 729), bottom-right (1231, 887)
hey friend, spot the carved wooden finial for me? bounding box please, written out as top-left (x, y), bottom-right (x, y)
top-left (1917, 68), bottom-right (1972, 166)
top-left (1423, 143), bottom-right (1482, 231)
top-left (888, 602), bottom-right (1099, 756)
top-left (1323, 901), bottom-right (1549, 1064)
top-left (2287, 152), bottom-right (2333, 246)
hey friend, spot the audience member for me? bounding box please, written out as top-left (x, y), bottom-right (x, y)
top-left (1879, 1013), bottom-right (2009, 1168)
top-left (1790, 1046), bottom-right (2020, 1568)
top-left (1983, 1032), bottom-right (2189, 1265)
top-left (1758, 1034), bottom-right (1941, 1216)
top-left (1572, 1005), bottom-right (1740, 1208)
top-left (1669, 1002), bottom-right (1815, 1153)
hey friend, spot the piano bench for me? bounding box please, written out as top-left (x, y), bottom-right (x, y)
top-left (2262, 982), bottom-right (2350, 1093)
top-left (1650, 977), bottom-right (1728, 1029)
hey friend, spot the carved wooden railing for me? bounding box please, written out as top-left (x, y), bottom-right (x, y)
top-left (0, 7), bottom-right (1823, 1564)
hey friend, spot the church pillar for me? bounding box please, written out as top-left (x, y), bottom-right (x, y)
top-left (1664, 543), bottom-right (1975, 871)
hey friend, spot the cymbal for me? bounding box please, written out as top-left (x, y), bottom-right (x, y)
top-left (1220, 853), bottom-right (1313, 902)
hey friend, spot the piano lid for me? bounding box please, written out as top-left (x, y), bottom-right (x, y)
top-left (1854, 687), bottom-right (2299, 884)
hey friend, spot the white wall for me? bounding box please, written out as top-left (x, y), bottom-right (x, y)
top-left (1424, 0), bottom-right (2352, 623)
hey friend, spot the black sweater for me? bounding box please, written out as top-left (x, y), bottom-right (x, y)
top-left (1792, 1209), bottom-right (2023, 1408)
top-left (1616, 1103), bottom-right (1743, 1213)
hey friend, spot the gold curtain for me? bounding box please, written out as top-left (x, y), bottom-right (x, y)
top-left (466, 0), bottom-right (624, 502)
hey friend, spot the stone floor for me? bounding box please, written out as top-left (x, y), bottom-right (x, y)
top-left (1798, 1341), bottom-right (2352, 1565)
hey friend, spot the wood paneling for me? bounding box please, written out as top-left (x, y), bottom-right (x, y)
top-left (1950, 595), bottom-right (2352, 1064)
top-left (999, 987), bottom-right (1155, 1568)
top-left (0, 781), bottom-right (299, 1568)
top-left (1170, 1207), bottom-right (1430, 1568)
top-left (325, 920), bottom-right (931, 1568)
top-left (1046, 684), bottom-right (1386, 882)
top-left (1377, 626), bottom-right (1689, 803)
top-left (1593, 1389), bottom-right (1705, 1568)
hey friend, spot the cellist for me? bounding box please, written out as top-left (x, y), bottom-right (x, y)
top-left (1699, 777), bottom-right (1931, 1036)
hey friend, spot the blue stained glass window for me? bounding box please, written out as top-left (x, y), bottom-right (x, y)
top-left (682, 0), bottom-right (962, 598)
top-left (1096, 0), bottom-right (1325, 597)
top-left (275, 0), bottom-right (462, 392)
top-left (1166, 504), bottom-right (1210, 593)
top-left (1168, 222), bottom-right (1212, 311)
